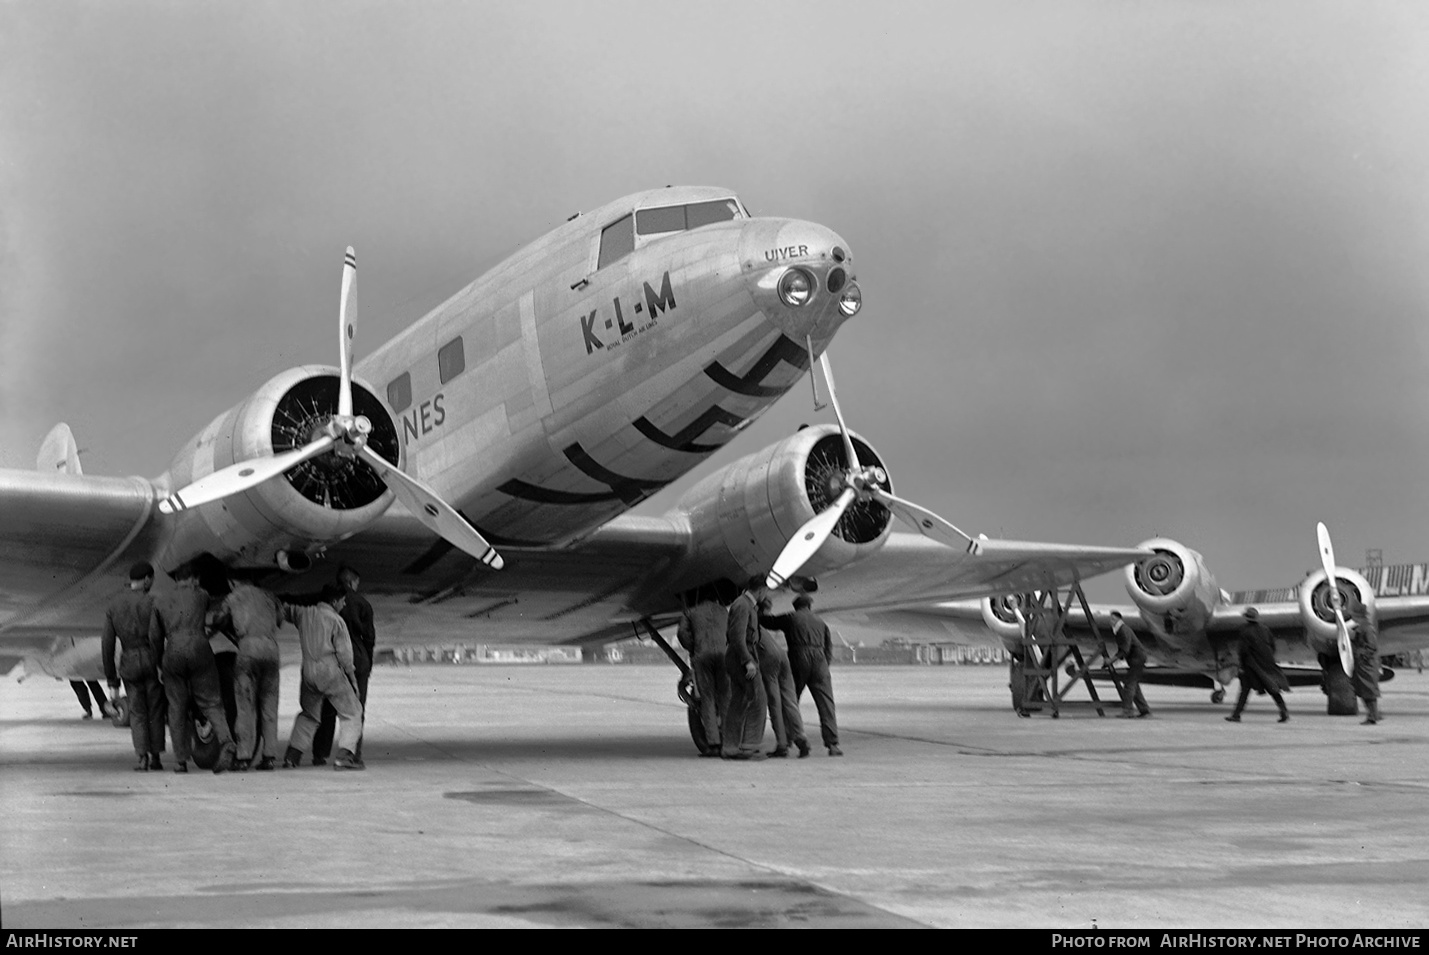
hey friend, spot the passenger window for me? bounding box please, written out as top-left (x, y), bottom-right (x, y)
top-left (387, 372), bottom-right (412, 412)
top-left (685, 199), bottom-right (740, 229)
top-left (636, 204), bottom-right (686, 236)
top-left (438, 337), bottom-right (465, 384)
top-left (597, 214), bottom-right (634, 269)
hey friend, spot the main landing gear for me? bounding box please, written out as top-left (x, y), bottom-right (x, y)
top-left (636, 618), bottom-right (709, 754)
top-left (1211, 688), bottom-right (1226, 705)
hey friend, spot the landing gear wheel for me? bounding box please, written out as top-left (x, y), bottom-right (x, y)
top-left (1211, 689), bottom-right (1226, 705)
top-left (188, 718), bottom-right (221, 770)
top-left (1319, 652), bottom-right (1359, 716)
top-left (679, 678), bottom-right (710, 755)
top-left (687, 703), bottom-right (710, 755)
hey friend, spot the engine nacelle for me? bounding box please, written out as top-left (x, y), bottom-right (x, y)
top-left (154, 365), bottom-right (401, 571)
top-left (1298, 566), bottom-right (1376, 656)
top-left (1126, 537), bottom-right (1217, 620)
top-left (981, 594), bottom-right (1027, 651)
top-left (672, 423), bottom-right (894, 590)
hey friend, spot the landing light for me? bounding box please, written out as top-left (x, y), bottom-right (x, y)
top-left (838, 283), bottom-right (862, 317)
top-left (778, 268), bottom-right (814, 307)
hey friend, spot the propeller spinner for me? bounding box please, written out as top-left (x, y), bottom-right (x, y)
top-left (157, 248), bottom-right (503, 571)
top-left (765, 351), bottom-right (981, 590)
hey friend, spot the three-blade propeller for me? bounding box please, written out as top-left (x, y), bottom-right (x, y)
top-left (1316, 521), bottom-right (1354, 678)
top-left (158, 248), bottom-right (503, 571)
top-left (765, 351), bottom-right (981, 590)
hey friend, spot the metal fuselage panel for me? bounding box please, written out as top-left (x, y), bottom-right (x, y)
top-left (357, 187), bottom-right (852, 549)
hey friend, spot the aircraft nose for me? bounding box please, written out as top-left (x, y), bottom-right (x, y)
top-left (741, 218), bottom-right (861, 344)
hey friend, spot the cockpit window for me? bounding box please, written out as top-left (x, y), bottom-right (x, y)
top-left (635, 204), bottom-right (686, 236)
top-left (635, 198), bottom-right (741, 237)
top-left (686, 198), bottom-right (741, 229)
top-left (598, 213), bottom-right (634, 269)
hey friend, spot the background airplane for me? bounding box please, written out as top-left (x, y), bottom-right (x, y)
top-left (829, 530), bottom-right (1429, 714)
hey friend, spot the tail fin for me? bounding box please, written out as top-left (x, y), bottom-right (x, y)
top-left (37, 423), bottom-right (82, 475)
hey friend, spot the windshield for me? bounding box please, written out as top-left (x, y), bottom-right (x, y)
top-left (635, 198), bottom-right (742, 237)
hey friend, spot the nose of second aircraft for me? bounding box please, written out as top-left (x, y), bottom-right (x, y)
top-left (740, 218), bottom-right (862, 344)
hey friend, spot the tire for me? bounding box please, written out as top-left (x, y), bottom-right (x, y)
top-left (188, 718), bottom-right (221, 769)
top-left (1319, 652), bottom-right (1359, 716)
top-left (688, 703), bottom-right (711, 755)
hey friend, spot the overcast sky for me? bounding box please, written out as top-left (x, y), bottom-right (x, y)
top-left (2, 1), bottom-right (1427, 599)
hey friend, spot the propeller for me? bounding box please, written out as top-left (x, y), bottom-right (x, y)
top-left (1315, 521), bottom-right (1354, 678)
top-left (157, 247), bottom-right (503, 571)
top-left (766, 351), bottom-right (981, 590)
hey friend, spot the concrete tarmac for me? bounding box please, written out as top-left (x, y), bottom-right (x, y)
top-left (2, 664), bottom-right (1428, 929)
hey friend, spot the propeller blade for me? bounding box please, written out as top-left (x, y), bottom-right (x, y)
top-left (356, 444), bottom-right (503, 569)
top-left (1316, 521), bottom-right (1355, 677)
top-left (819, 352), bottom-right (861, 472)
top-left (157, 435), bottom-right (337, 514)
top-left (766, 487), bottom-right (856, 590)
top-left (338, 247), bottom-right (358, 420)
top-left (867, 487), bottom-right (981, 554)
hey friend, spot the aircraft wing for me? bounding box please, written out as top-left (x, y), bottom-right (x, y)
top-left (0, 463), bottom-right (1147, 650)
top-left (0, 469), bottom-right (158, 632)
top-left (240, 521), bottom-right (1147, 647)
top-left (807, 535), bottom-right (1148, 614)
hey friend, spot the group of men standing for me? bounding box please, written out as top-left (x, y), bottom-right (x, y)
top-left (99, 559), bottom-right (376, 774)
top-left (677, 576), bottom-right (841, 762)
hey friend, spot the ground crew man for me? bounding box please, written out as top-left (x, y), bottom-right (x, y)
top-left (760, 594), bottom-right (840, 756)
top-left (192, 554), bottom-right (239, 736)
top-left (102, 561), bottom-right (164, 771)
top-left (282, 585), bottom-right (365, 770)
top-left (720, 576), bottom-right (767, 761)
top-left (1110, 611), bottom-right (1152, 718)
top-left (756, 597), bottom-right (809, 758)
top-left (1225, 607), bottom-right (1289, 723)
top-left (676, 584), bottom-right (728, 756)
top-left (150, 562), bottom-right (235, 774)
top-left (69, 680), bottom-right (116, 721)
top-left (212, 580), bottom-right (283, 771)
top-left (313, 566), bottom-right (376, 764)
top-left (1349, 602), bottom-right (1382, 725)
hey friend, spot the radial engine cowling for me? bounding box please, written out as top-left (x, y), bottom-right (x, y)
top-left (673, 423), bottom-right (894, 589)
top-left (1123, 537), bottom-right (1219, 631)
top-left (981, 594), bottom-right (1027, 650)
top-left (157, 365), bottom-right (400, 570)
top-left (1298, 566), bottom-right (1375, 656)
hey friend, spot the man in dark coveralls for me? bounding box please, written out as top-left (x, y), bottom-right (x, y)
top-left (761, 594), bottom-right (840, 755)
top-left (720, 576), bottom-right (768, 761)
top-left (313, 566), bottom-right (376, 764)
top-left (102, 561), bottom-right (165, 771)
top-left (212, 579), bottom-right (284, 771)
top-left (1225, 607), bottom-right (1289, 723)
top-left (1349, 601), bottom-right (1382, 725)
top-left (1110, 611), bottom-right (1152, 719)
top-left (676, 584), bottom-right (728, 756)
top-left (756, 596), bottom-right (809, 758)
top-left (150, 562), bottom-right (236, 774)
